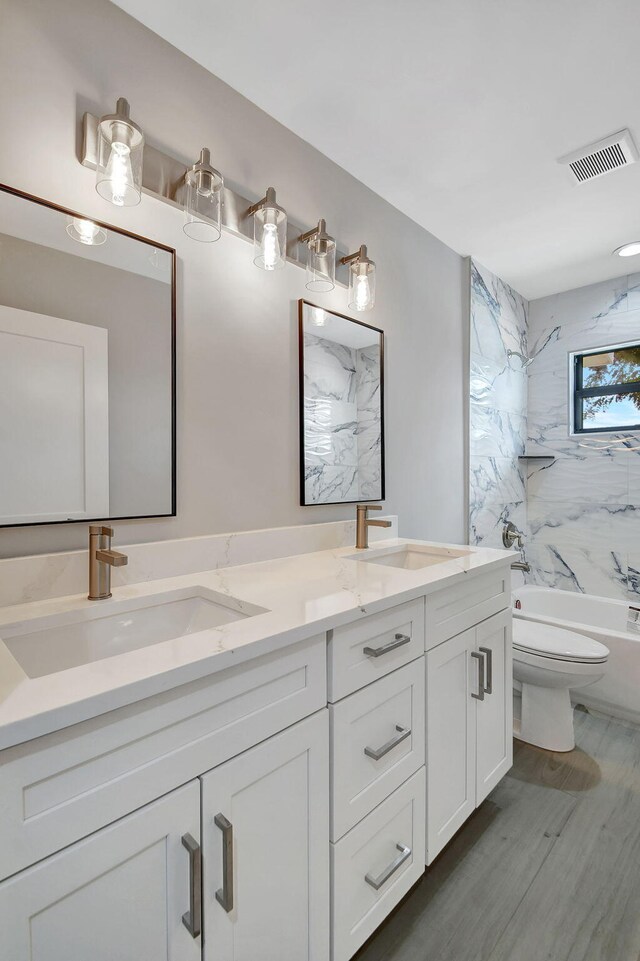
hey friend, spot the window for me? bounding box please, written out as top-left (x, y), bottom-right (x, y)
top-left (572, 342), bottom-right (640, 433)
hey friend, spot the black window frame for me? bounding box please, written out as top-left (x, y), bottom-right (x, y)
top-left (573, 342), bottom-right (640, 434)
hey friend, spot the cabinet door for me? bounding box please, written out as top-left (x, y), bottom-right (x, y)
top-left (475, 609), bottom-right (513, 804)
top-left (201, 710), bottom-right (329, 961)
top-left (426, 628), bottom-right (476, 864)
top-left (0, 781), bottom-right (201, 961)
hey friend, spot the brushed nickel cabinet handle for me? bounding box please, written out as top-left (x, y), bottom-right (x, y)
top-left (181, 833), bottom-right (202, 939)
top-left (471, 651), bottom-right (485, 700)
top-left (364, 724), bottom-right (411, 761)
top-left (365, 843), bottom-right (412, 890)
top-left (363, 633), bottom-right (411, 658)
top-left (214, 813), bottom-right (234, 913)
top-left (479, 646), bottom-right (493, 694)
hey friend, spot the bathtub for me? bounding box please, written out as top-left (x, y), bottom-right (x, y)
top-left (512, 585), bottom-right (640, 723)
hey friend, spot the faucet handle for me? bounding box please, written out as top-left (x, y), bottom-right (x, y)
top-left (357, 503), bottom-right (382, 511)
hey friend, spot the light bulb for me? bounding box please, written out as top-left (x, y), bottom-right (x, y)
top-left (261, 222), bottom-right (281, 270)
top-left (345, 248), bottom-right (375, 310)
top-left (77, 219), bottom-right (99, 244)
top-left (354, 273), bottom-right (372, 310)
top-left (105, 141), bottom-right (133, 206)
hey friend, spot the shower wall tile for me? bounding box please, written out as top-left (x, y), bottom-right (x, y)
top-left (527, 454), bottom-right (629, 505)
top-left (468, 260), bottom-right (529, 550)
top-left (303, 333), bottom-right (381, 503)
top-left (527, 273), bottom-right (640, 599)
top-left (526, 542), bottom-right (629, 600)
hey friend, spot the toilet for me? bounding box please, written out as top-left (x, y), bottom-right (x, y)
top-left (512, 620), bottom-right (609, 752)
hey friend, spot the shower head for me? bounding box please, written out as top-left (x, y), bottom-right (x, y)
top-left (507, 348), bottom-right (534, 369)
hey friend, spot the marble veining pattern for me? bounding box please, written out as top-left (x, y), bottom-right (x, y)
top-left (468, 260), bottom-right (529, 552)
top-left (303, 332), bottom-right (382, 503)
top-left (0, 517), bottom-right (399, 609)
top-left (527, 275), bottom-right (640, 600)
top-left (0, 535), bottom-right (509, 750)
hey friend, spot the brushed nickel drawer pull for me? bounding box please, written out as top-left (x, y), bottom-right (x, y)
top-left (364, 724), bottom-right (411, 761)
top-left (181, 833), bottom-right (202, 939)
top-left (479, 646), bottom-right (493, 694)
top-left (363, 633), bottom-right (411, 658)
top-left (214, 813), bottom-right (234, 913)
top-left (365, 843), bottom-right (412, 890)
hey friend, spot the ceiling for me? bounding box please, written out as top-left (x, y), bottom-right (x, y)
top-left (113, 0), bottom-right (640, 301)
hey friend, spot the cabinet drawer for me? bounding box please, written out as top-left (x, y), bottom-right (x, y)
top-left (330, 659), bottom-right (425, 840)
top-left (425, 565), bottom-right (509, 649)
top-left (0, 635), bottom-right (325, 881)
top-left (331, 768), bottom-right (426, 961)
top-left (328, 598), bottom-right (425, 702)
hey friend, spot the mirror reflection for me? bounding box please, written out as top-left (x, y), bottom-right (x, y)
top-left (0, 186), bottom-right (175, 527)
top-left (299, 300), bottom-right (384, 505)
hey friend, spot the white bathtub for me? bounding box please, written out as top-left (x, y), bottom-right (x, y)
top-left (512, 585), bottom-right (640, 723)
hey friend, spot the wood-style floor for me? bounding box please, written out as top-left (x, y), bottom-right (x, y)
top-left (358, 709), bottom-right (640, 961)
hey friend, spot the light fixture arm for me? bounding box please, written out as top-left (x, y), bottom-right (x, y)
top-left (340, 244), bottom-right (371, 266)
top-left (246, 186), bottom-right (284, 218)
top-left (299, 218), bottom-right (329, 245)
top-left (187, 148), bottom-right (222, 188)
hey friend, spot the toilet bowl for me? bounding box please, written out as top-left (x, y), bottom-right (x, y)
top-left (513, 620), bottom-right (609, 752)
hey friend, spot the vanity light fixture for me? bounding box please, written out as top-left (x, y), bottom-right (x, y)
top-left (183, 148), bottom-right (224, 242)
top-left (340, 245), bottom-right (376, 311)
top-left (246, 187), bottom-right (287, 269)
top-left (65, 217), bottom-right (107, 246)
top-left (614, 241), bottom-right (640, 257)
top-left (299, 219), bottom-right (336, 292)
top-left (95, 98), bottom-right (144, 207)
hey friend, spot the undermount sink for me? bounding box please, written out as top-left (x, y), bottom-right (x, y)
top-left (346, 544), bottom-right (472, 571)
top-left (1, 587), bottom-right (267, 679)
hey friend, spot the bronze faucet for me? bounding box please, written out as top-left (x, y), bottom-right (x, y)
top-left (355, 504), bottom-right (392, 550)
top-left (88, 525), bottom-right (128, 600)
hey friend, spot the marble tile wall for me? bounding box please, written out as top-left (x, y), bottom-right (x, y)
top-left (468, 260), bottom-right (529, 550)
top-left (526, 273), bottom-right (640, 600)
top-left (303, 333), bottom-right (381, 504)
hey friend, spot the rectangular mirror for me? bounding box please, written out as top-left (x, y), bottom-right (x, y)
top-left (0, 184), bottom-right (175, 528)
top-left (299, 300), bottom-right (384, 505)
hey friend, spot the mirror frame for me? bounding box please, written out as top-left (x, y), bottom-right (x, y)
top-left (298, 298), bottom-right (385, 507)
top-left (0, 182), bottom-right (177, 528)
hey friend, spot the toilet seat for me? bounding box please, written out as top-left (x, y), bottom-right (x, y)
top-left (513, 620), bottom-right (609, 664)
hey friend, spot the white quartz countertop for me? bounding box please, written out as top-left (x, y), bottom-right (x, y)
top-left (0, 538), bottom-right (512, 750)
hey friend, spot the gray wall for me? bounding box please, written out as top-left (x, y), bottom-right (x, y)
top-left (0, 0), bottom-right (467, 558)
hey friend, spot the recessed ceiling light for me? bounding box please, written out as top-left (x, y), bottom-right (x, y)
top-left (614, 242), bottom-right (640, 257)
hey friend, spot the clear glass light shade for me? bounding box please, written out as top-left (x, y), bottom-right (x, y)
top-left (183, 164), bottom-right (223, 242)
top-left (306, 236), bottom-right (336, 292)
top-left (66, 217), bottom-right (106, 246)
top-left (253, 204), bottom-right (287, 269)
top-left (96, 115), bottom-right (144, 208)
top-left (348, 259), bottom-right (376, 311)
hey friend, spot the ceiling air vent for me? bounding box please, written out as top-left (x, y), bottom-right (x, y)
top-left (558, 129), bottom-right (638, 184)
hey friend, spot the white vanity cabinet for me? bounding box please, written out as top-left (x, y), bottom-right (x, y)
top-left (0, 780), bottom-right (202, 961)
top-left (0, 550), bottom-right (513, 961)
top-left (425, 608), bottom-right (512, 863)
top-left (200, 710), bottom-right (329, 961)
